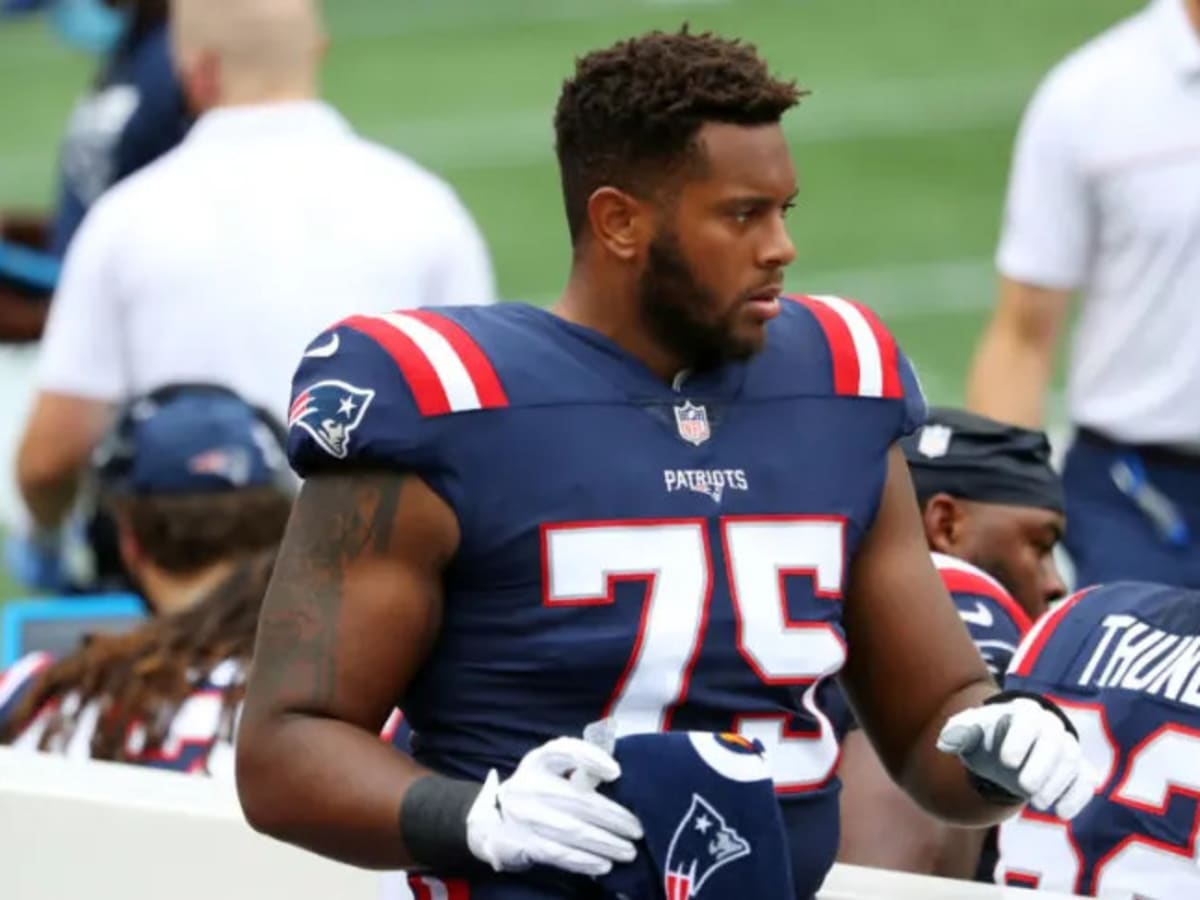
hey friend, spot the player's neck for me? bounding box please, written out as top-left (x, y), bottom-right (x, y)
top-left (554, 270), bottom-right (689, 384)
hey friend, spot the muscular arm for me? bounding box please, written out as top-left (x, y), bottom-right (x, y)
top-left (841, 446), bottom-right (1018, 827)
top-left (965, 277), bottom-right (1071, 428)
top-left (236, 470), bottom-right (459, 869)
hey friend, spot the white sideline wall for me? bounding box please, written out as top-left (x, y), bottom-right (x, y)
top-left (0, 748), bottom-right (1083, 900)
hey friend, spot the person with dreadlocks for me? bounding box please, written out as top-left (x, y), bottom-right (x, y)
top-left (0, 545), bottom-right (273, 775)
top-left (0, 384), bottom-right (291, 773)
top-left (84, 383), bottom-right (293, 609)
top-left (236, 28), bottom-right (1096, 900)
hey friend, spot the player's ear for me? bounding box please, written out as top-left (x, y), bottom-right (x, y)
top-left (586, 187), bottom-right (650, 262)
top-left (923, 493), bottom-right (962, 555)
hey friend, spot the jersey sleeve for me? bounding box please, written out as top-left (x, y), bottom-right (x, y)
top-left (287, 319), bottom-right (439, 477)
top-left (934, 554), bottom-right (1032, 682)
top-left (287, 309), bottom-right (508, 512)
top-left (784, 294), bottom-right (927, 437)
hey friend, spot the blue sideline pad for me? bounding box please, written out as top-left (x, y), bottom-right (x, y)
top-left (1, 595), bottom-right (145, 668)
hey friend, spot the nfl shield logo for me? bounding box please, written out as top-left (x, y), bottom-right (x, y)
top-left (674, 401), bottom-right (711, 446)
top-left (917, 423), bottom-right (954, 459)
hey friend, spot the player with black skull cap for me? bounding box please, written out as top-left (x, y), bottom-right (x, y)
top-left (836, 407), bottom-right (1068, 882)
top-left (903, 406), bottom-right (1067, 627)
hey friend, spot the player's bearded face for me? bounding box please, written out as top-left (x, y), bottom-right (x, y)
top-left (637, 226), bottom-right (761, 369)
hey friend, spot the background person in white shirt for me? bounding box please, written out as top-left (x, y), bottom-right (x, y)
top-left (966, 0), bottom-right (1200, 589)
top-left (14, 0), bottom-right (495, 540)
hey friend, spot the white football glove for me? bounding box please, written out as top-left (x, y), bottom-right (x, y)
top-left (465, 736), bottom-right (643, 877)
top-left (937, 694), bottom-right (1099, 820)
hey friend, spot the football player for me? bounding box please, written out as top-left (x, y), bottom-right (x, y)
top-left (236, 29), bottom-right (1096, 899)
top-left (837, 408), bottom-right (1067, 879)
top-left (0, 384), bottom-right (291, 771)
top-left (997, 581), bottom-right (1200, 899)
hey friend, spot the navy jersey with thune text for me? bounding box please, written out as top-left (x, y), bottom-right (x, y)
top-left (997, 582), bottom-right (1200, 899)
top-left (287, 297), bottom-right (925, 899)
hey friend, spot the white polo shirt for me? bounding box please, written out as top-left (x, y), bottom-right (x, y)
top-left (996, 0), bottom-right (1200, 445)
top-left (36, 100), bottom-right (495, 425)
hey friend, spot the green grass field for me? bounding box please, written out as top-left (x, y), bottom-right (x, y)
top-left (0, 0), bottom-right (1136, 603)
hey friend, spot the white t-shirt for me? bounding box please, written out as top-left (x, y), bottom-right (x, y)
top-left (36, 101), bottom-right (496, 425)
top-left (996, 0), bottom-right (1200, 445)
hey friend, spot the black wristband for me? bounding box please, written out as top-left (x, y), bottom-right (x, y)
top-left (399, 774), bottom-right (484, 871)
top-left (983, 689), bottom-right (1079, 739)
top-left (968, 771), bottom-right (1024, 806)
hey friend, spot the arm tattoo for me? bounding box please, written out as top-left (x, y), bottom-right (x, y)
top-left (252, 472), bottom-right (404, 709)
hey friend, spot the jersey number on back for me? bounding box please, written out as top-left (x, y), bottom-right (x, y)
top-left (542, 517), bottom-right (845, 793)
top-left (998, 699), bottom-right (1200, 897)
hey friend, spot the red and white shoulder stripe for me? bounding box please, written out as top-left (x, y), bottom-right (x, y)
top-left (340, 310), bottom-right (508, 417)
top-left (785, 294), bottom-right (902, 399)
top-left (932, 552), bottom-right (1034, 635)
top-left (1009, 586), bottom-right (1097, 678)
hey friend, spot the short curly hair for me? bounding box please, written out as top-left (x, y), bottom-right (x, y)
top-left (554, 27), bottom-right (806, 243)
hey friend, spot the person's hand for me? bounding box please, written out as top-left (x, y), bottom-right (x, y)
top-left (466, 736), bottom-right (643, 876)
top-left (938, 692), bottom-right (1098, 819)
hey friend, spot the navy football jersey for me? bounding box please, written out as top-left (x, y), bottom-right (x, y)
top-left (931, 552), bottom-right (1032, 680)
top-left (997, 582), bottom-right (1200, 898)
top-left (287, 297), bottom-right (925, 899)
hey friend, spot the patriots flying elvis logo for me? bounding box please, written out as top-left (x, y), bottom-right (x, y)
top-left (288, 379), bottom-right (375, 459)
top-left (663, 794), bottom-right (751, 899)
